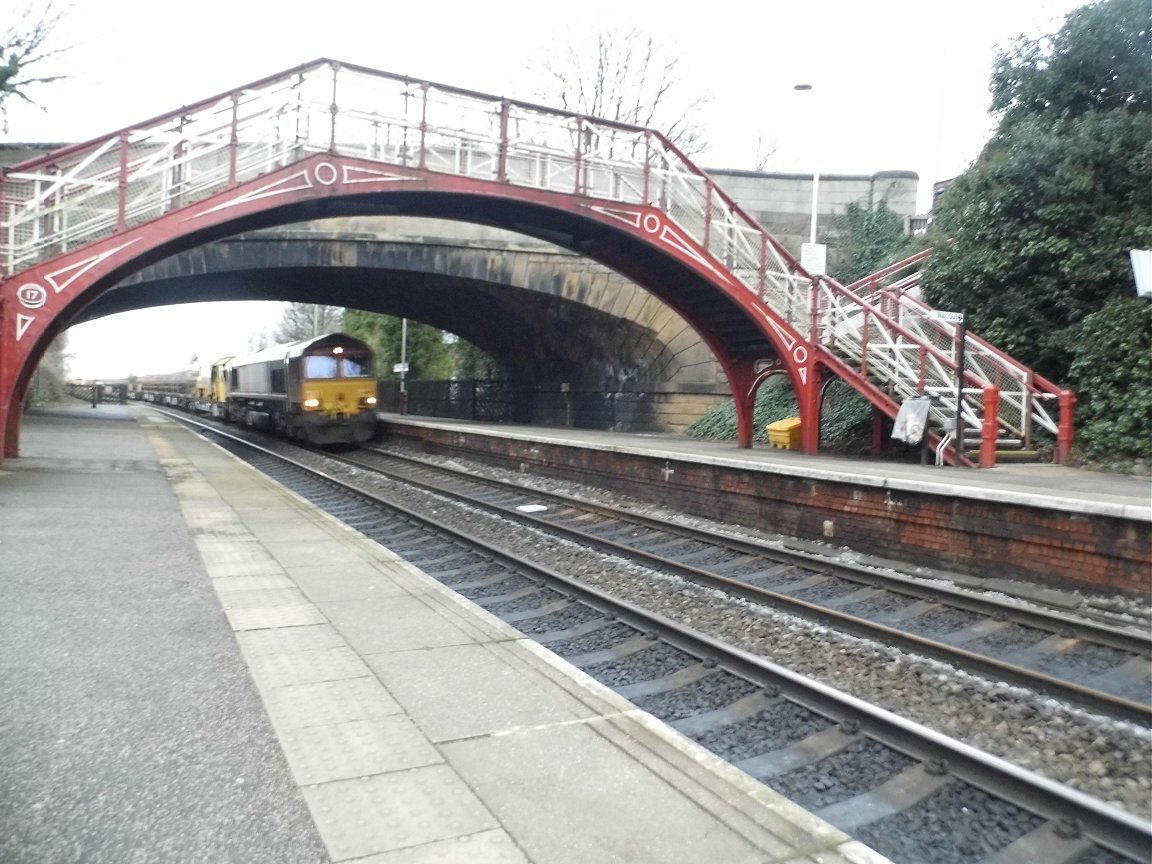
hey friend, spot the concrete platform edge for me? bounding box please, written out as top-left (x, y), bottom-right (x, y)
top-left (150, 414), bottom-right (897, 863)
top-left (380, 415), bottom-right (1152, 522)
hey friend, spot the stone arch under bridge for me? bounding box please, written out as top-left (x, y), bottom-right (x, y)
top-left (82, 217), bottom-right (730, 428)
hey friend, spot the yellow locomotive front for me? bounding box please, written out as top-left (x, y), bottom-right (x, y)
top-left (292, 335), bottom-right (378, 445)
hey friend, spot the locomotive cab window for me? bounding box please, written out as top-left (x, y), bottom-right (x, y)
top-left (341, 354), bottom-right (373, 377)
top-left (303, 356), bottom-right (339, 379)
top-left (303, 352), bottom-right (373, 378)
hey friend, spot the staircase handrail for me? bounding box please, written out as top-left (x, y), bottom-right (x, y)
top-left (863, 268), bottom-right (1066, 442)
top-left (844, 248), bottom-right (933, 298)
top-left (891, 291), bottom-right (1065, 394)
top-left (816, 273), bottom-right (990, 397)
top-left (895, 292), bottom-right (1064, 391)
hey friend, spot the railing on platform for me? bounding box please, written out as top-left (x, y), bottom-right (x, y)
top-left (380, 379), bottom-right (682, 433)
top-left (65, 382), bottom-right (128, 405)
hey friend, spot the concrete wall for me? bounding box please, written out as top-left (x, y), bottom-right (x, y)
top-left (0, 143), bottom-right (70, 167)
top-left (705, 168), bottom-right (919, 264)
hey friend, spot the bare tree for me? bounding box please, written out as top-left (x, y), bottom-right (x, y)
top-left (274, 303), bottom-right (344, 343)
top-left (531, 27), bottom-right (712, 157)
top-left (0, 2), bottom-right (70, 131)
top-left (753, 135), bottom-right (779, 171)
top-left (27, 332), bottom-right (69, 403)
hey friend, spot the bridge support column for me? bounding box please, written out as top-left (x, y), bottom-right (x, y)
top-left (798, 357), bottom-right (823, 455)
top-left (980, 386), bottom-right (1001, 469)
top-left (0, 299), bottom-right (7, 463)
top-left (1, 316), bottom-right (41, 463)
top-left (871, 407), bottom-right (887, 455)
top-left (723, 359), bottom-right (761, 449)
top-left (1056, 390), bottom-right (1076, 464)
top-left (4, 399), bottom-right (20, 460)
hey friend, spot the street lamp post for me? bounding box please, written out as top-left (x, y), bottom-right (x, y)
top-left (794, 83), bottom-right (819, 245)
top-left (794, 83), bottom-right (826, 276)
top-left (399, 317), bottom-right (408, 414)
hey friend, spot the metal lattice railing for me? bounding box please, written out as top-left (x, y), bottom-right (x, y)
top-left (1, 59), bottom-right (1068, 462)
top-left (0, 60), bottom-right (812, 305)
top-left (842, 252), bottom-right (1066, 452)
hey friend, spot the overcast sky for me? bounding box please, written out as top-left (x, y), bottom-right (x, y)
top-left (2, 0), bottom-right (1085, 379)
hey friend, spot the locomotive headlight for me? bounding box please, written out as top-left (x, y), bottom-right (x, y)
top-left (361, 396), bottom-right (377, 406)
top-left (303, 398), bottom-right (321, 409)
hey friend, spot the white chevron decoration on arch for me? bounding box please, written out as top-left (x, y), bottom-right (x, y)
top-left (585, 204), bottom-right (733, 285)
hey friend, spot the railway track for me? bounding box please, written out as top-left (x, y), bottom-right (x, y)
top-left (335, 444), bottom-right (1151, 726)
top-left (165, 413), bottom-right (1150, 864)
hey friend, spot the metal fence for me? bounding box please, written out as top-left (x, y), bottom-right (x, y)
top-left (378, 379), bottom-right (669, 432)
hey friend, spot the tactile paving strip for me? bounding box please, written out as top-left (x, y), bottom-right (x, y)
top-left (235, 623), bottom-right (347, 655)
top-left (243, 645), bottom-right (372, 690)
top-left (261, 677), bottom-right (402, 733)
top-left (279, 716), bottom-right (442, 785)
top-left (339, 829), bottom-right (531, 864)
top-left (215, 587), bottom-right (311, 609)
top-left (211, 574), bottom-right (298, 591)
top-left (225, 604), bottom-right (328, 631)
top-left (301, 766), bottom-right (498, 861)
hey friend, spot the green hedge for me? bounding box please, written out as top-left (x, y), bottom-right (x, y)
top-left (1067, 297), bottom-right (1152, 460)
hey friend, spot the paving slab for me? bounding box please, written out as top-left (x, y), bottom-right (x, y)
top-left (0, 406), bottom-right (329, 864)
top-left (3, 404), bottom-right (893, 864)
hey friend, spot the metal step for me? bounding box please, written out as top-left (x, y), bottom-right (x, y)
top-left (961, 438), bottom-right (1025, 449)
top-left (967, 449), bottom-right (1041, 462)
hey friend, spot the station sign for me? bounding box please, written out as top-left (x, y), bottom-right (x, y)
top-left (800, 242), bottom-right (827, 276)
top-left (928, 310), bottom-right (965, 324)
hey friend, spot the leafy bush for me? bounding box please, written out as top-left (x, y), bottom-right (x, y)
top-left (1067, 297), bottom-right (1152, 459)
top-left (830, 201), bottom-right (914, 284)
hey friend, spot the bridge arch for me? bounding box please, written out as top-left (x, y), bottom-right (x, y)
top-left (85, 222), bottom-right (726, 395)
top-left (3, 152), bottom-right (809, 457)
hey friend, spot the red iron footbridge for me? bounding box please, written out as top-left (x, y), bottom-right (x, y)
top-left (0, 58), bottom-right (1073, 464)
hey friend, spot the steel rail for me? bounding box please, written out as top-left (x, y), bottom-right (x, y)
top-left (339, 446), bottom-right (1151, 725)
top-left (175, 413), bottom-right (1150, 863)
top-left (363, 447), bottom-right (1148, 652)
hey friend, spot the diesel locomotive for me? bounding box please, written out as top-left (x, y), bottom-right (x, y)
top-left (133, 332), bottom-right (379, 445)
top-left (213, 333), bottom-right (379, 445)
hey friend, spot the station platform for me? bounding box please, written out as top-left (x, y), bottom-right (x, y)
top-left (376, 413), bottom-right (1151, 597)
top-left (378, 414), bottom-right (1152, 521)
top-left (0, 402), bottom-right (890, 864)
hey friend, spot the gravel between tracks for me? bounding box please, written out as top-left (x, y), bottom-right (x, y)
top-left (274, 438), bottom-right (1152, 818)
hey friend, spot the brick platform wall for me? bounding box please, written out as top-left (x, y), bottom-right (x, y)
top-left (383, 423), bottom-right (1151, 596)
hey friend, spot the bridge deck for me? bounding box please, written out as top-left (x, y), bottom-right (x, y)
top-left (1, 403), bottom-right (885, 864)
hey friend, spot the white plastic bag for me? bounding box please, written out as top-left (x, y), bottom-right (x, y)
top-left (892, 396), bottom-right (932, 445)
